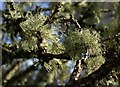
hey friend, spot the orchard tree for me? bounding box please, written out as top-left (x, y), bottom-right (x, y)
top-left (1, 1), bottom-right (120, 87)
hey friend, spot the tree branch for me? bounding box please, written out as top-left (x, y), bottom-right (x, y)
top-left (2, 46), bottom-right (71, 64)
top-left (43, 3), bottom-right (61, 25)
top-left (44, 53), bottom-right (71, 61)
top-left (70, 14), bottom-right (82, 30)
top-left (3, 64), bottom-right (38, 86)
top-left (101, 32), bottom-right (120, 42)
top-left (68, 48), bottom-right (120, 87)
top-left (75, 56), bottom-right (120, 87)
top-left (2, 31), bottom-right (119, 64)
top-left (2, 47), bottom-right (37, 64)
top-left (66, 60), bottom-right (82, 87)
top-left (60, 14), bottom-right (82, 30)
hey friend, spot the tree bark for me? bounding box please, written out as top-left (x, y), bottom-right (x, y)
top-left (68, 48), bottom-right (120, 87)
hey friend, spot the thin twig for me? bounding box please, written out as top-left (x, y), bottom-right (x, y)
top-left (70, 14), bottom-right (82, 30)
top-left (43, 3), bottom-right (61, 25)
top-left (101, 32), bottom-right (120, 42)
top-left (66, 60), bottom-right (82, 87)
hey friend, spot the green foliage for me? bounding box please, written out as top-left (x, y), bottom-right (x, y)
top-left (86, 55), bottom-right (105, 75)
top-left (2, 2), bottom-right (120, 87)
top-left (19, 14), bottom-right (45, 51)
top-left (64, 29), bottom-right (102, 60)
top-left (20, 14), bottom-right (65, 53)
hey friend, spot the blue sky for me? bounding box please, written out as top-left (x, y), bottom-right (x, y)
top-left (0, 1), bottom-right (4, 10)
top-left (0, 2), bottom-right (49, 11)
top-left (0, 1), bottom-right (2, 10)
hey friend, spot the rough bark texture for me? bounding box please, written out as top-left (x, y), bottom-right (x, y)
top-left (73, 48), bottom-right (120, 87)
